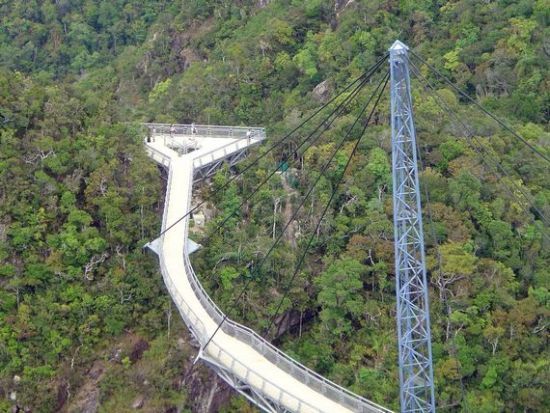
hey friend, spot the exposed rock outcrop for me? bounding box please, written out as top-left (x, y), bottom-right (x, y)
top-left (183, 362), bottom-right (233, 413)
top-left (312, 79), bottom-right (332, 103)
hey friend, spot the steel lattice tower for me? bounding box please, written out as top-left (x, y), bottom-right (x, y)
top-left (389, 40), bottom-right (436, 413)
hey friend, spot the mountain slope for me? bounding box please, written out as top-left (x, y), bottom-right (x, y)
top-left (0, 1), bottom-right (548, 412)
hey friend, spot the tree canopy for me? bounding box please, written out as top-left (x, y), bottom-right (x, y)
top-left (0, 1), bottom-right (548, 412)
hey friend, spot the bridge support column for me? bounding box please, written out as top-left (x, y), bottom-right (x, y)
top-left (389, 40), bottom-right (435, 413)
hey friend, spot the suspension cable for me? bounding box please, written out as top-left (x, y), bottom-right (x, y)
top-left (204, 67), bottom-right (376, 240)
top-left (410, 106), bottom-right (468, 406)
top-left (196, 62), bottom-right (385, 292)
top-left (408, 58), bottom-right (550, 230)
top-left (200, 71), bottom-right (390, 353)
top-left (263, 73), bottom-right (390, 339)
top-left (409, 50), bottom-right (550, 164)
top-left (409, 64), bottom-right (549, 404)
top-left (150, 54), bottom-right (389, 241)
top-left (193, 70), bottom-right (373, 283)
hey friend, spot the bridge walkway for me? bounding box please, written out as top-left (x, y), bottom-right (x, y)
top-left (145, 124), bottom-right (392, 413)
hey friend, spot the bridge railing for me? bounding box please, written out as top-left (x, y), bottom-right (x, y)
top-left (183, 255), bottom-right (389, 412)
top-left (158, 161), bottom-right (324, 413)
top-left (159, 163), bottom-right (208, 335)
top-left (147, 134), bottom-right (263, 171)
top-left (175, 167), bottom-right (391, 413)
top-left (145, 122), bottom-right (266, 140)
top-left (149, 133), bottom-right (391, 413)
top-left (193, 135), bottom-right (263, 170)
top-left (144, 144), bottom-right (171, 167)
top-left (206, 339), bottom-right (323, 412)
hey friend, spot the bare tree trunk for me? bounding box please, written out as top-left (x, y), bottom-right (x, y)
top-left (492, 338), bottom-right (498, 356)
top-left (71, 346), bottom-right (81, 370)
top-left (167, 303), bottom-right (172, 338)
top-left (140, 204), bottom-right (144, 239)
top-left (272, 197), bottom-right (280, 240)
top-left (299, 310), bottom-right (303, 338)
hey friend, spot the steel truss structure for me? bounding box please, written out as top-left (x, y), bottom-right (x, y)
top-left (170, 287), bottom-right (289, 413)
top-left (201, 355), bottom-right (290, 413)
top-left (193, 148), bottom-right (249, 182)
top-left (389, 40), bottom-right (436, 413)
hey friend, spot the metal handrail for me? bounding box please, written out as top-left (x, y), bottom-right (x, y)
top-left (147, 125), bottom-right (266, 169)
top-left (147, 137), bottom-right (391, 413)
top-left (158, 158), bottom-right (323, 413)
top-left (145, 122), bottom-right (266, 140)
top-left (144, 145), bottom-right (171, 167)
top-left (183, 256), bottom-right (389, 412)
top-left (193, 135), bottom-right (264, 169)
top-left (180, 167), bottom-right (389, 413)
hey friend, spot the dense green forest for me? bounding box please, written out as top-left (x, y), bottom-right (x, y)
top-left (0, 1), bottom-right (548, 412)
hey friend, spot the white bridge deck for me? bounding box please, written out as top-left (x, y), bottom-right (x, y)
top-left (144, 124), bottom-right (392, 413)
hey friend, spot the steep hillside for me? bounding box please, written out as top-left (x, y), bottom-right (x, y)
top-left (0, 1), bottom-right (548, 412)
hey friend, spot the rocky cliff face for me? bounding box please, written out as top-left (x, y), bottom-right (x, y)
top-left (182, 362), bottom-right (233, 413)
top-left (43, 328), bottom-right (238, 413)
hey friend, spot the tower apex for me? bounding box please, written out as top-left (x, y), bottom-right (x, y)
top-left (389, 40), bottom-right (409, 53)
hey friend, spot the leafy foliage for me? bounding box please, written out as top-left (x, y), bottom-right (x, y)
top-left (0, 1), bottom-right (548, 412)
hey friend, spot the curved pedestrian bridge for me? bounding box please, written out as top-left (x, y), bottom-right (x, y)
top-left (144, 123), bottom-right (392, 413)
